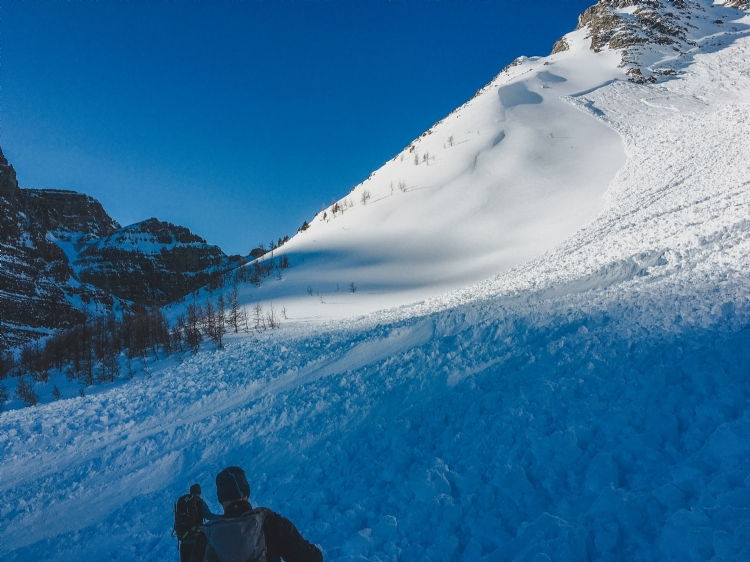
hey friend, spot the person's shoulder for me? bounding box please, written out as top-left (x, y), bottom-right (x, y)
top-left (251, 506), bottom-right (273, 513)
top-left (253, 506), bottom-right (284, 526)
top-left (246, 505), bottom-right (275, 516)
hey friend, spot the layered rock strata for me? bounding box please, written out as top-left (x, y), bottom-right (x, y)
top-left (0, 148), bottom-right (241, 348)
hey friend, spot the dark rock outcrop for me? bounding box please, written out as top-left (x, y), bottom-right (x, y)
top-left (559, 0), bottom-right (749, 82)
top-left (76, 218), bottom-right (242, 306)
top-left (577, 0), bottom-right (689, 54)
top-left (0, 149), bottom-right (20, 201)
top-left (24, 189), bottom-right (118, 239)
top-left (0, 149), bottom-right (118, 348)
top-left (551, 36), bottom-right (571, 54)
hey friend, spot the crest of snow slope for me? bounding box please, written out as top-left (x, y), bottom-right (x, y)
top-left (2, 3), bottom-right (750, 562)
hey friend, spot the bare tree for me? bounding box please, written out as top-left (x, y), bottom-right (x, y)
top-left (448, 135), bottom-right (454, 147)
top-left (399, 180), bottom-right (407, 192)
top-left (361, 190), bottom-right (371, 205)
top-left (0, 384), bottom-right (9, 409)
top-left (253, 303), bottom-right (266, 330)
top-left (185, 302), bottom-right (202, 353)
top-left (203, 299), bottom-right (216, 340)
top-left (172, 315), bottom-right (186, 353)
top-left (266, 303), bottom-right (279, 329)
top-left (16, 376), bottom-right (38, 406)
top-left (214, 295), bottom-right (227, 348)
top-left (228, 285), bottom-right (242, 333)
top-left (241, 305), bottom-right (250, 332)
top-left (349, 282), bottom-right (357, 293)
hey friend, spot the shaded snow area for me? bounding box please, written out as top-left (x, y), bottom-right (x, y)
top-left (3, 7), bottom-right (750, 562)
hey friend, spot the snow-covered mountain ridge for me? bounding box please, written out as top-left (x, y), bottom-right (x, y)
top-left (215, 0), bottom-right (748, 327)
top-left (2, 1), bottom-right (750, 561)
top-left (566, 0), bottom-right (750, 81)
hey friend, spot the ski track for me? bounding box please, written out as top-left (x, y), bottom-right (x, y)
top-left (2, 7), bottom-right (750, 562)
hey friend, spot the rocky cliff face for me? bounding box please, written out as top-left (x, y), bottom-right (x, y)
top-left (0, 149), bottom-right (118, 348)
top-left (552, 0), bottom-right (749, 82)
top-left (76, 218), bottom-right (241, 306)
top-left (0, 147), bottom-right (241, 349)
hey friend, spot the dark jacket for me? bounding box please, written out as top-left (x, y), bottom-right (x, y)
top-left (189, 500), bottom-right (322, 562)
top-left (181, 498), bottom-right (222, 545)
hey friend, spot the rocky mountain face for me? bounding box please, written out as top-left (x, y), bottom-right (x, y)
top-left (0, 147), bottom-right (241, 349)
top-left (552, 0), bottom-right (749, 81)
top-left (0, 150), bottom-right (117, 348)
top-left (76, 218), bottom-right (241, 306)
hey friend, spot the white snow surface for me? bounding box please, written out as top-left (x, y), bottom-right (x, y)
top-left (213, 28), bottom-right (626, 325)
top-left (2, 3), bottom-right (750, 561)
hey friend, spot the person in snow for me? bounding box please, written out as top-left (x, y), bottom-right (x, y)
top-left (189, 466), bottom-right (322, 562)
top-left (192, 484), bottom-right (222, 521)
top-left (178, 483), bottom-right (222, 562)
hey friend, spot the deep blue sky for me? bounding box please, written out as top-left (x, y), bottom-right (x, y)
top-left (2, 0), bottom-right (592, 255)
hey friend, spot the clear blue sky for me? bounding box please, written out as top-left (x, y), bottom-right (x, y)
top-left (2, 0), bottom-right (592, 255)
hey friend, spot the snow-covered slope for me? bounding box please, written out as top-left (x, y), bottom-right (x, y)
top-left (217, 29), bottom-right (626, 324)
top-left (217, 1), bottom-right (750, 327)
top-left (2, 1), bottom-right (750, 561)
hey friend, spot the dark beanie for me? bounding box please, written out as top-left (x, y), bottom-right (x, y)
top-left (190, 483), bottom-right (201, 495)
top-left (216, 466), bottom-right (251, 504)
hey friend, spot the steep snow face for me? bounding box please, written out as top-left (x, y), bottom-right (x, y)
top-left (218, 30), bottom-right (626, 324)
top-left (214, 0), bottom-right (749, 328)
top-left (2, 3), bottom-right (750, 562)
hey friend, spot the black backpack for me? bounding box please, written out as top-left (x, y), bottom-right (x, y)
top-left (174, 494), bottom-right (203, 540)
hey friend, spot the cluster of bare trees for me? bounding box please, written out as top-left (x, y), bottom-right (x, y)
top-left (232, 256), bottom-right (289, 286)
top-left (321, 197), bottom-right (355, 222)
top-left (0, 252), bottom-right (294, 409)
top-left (0, 289), bottom-right (285, 409)
top-left (0, 308), bottom-right (171, 407)
top-left (177, 288), bottom-right (241, 351)
top-left (251, 302), bottom-right (283, 330)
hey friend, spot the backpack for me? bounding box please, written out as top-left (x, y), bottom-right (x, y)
top-left (174, 494), bottom-right (203, 540)
top-left (202, 509), bottom-right (267, 562)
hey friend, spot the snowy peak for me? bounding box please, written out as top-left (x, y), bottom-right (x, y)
top-left (229, 0), bottom-right (748, 326)
top-left (567, 0), bottom-right (750, 82)
top-left (85, 217), bottom-right (217, 255)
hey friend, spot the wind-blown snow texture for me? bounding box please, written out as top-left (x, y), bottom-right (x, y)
top-left (2, 2), bottom-right (750, 561)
